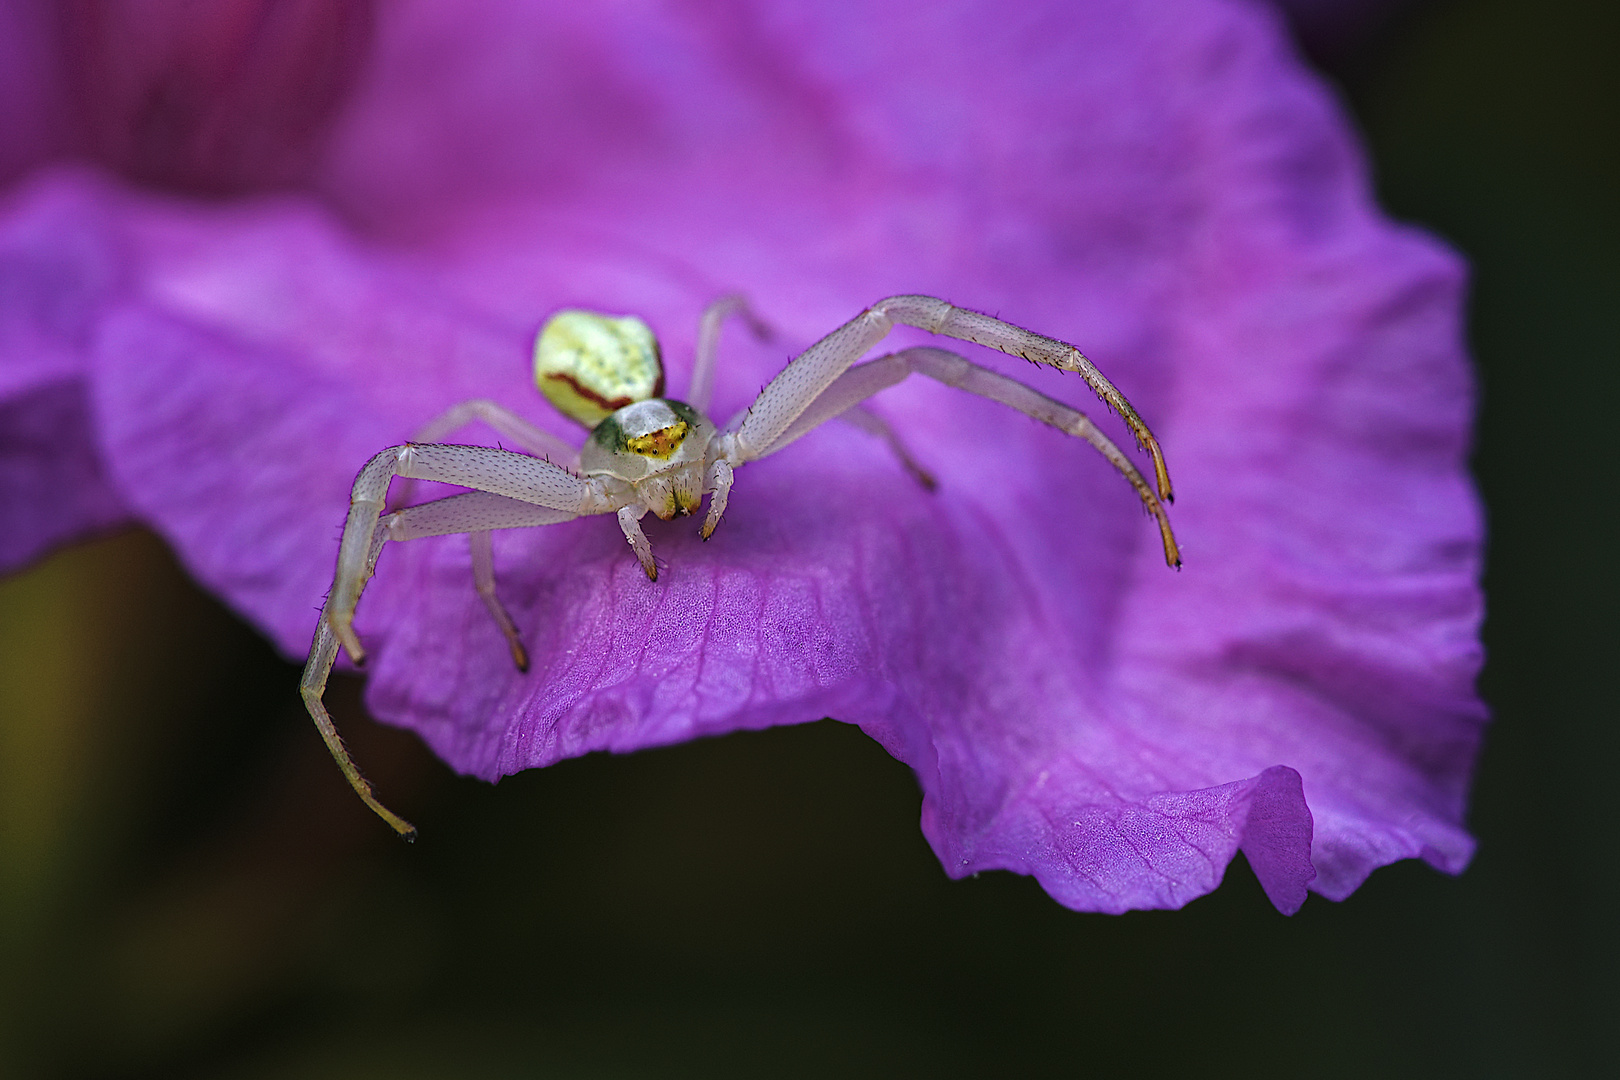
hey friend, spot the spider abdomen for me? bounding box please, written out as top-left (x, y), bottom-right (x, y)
top-left (533, 310), bottom-right (665, 426)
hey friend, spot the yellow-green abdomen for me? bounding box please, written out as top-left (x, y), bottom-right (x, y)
top-left (533, 310), bottom-right (665, 427)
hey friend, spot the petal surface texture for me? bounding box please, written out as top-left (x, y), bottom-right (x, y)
top-left (0, 0), bottom-right (1485, 913)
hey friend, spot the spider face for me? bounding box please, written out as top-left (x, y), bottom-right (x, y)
top-left (579, 398), bottom-right (715, 519)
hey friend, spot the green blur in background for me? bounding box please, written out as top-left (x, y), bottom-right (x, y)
top-left (1, 0), bottom-right (1615, 1075)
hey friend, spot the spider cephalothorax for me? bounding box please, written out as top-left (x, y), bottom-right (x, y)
top-left (580, 398), bottom-right (714, 522)
top-left (302, 294), bottom-right (1180, 838)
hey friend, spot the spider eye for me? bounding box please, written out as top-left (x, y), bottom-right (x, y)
top-left (534, 310), bottom-right (664, 427)
top-left (581, 400), bottom-right (712, 484)
top-left (625, 419), bottom-right (690, 458)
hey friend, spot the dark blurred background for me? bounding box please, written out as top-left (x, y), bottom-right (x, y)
top-left (1, 0), bottom-right (1614, 1075)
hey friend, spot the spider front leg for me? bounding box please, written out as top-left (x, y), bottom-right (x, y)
top-left (700, 305), bottom-right (912, 538)
top-left (303, 487), bottom-right (589, 839)
top-left (390, 400), bottom-right (582, 669)
top-left (874, 296), bottom-right (1173, 503)
top-left (326, 444), bottom-right (602, 665)
top-left (693, 296), bottom-right (932, 493)
top-left (742, 345), bottom-right (1180, 567)
top-left (300, 529), bottom-right (414, 837)
top-left (727, 296), bottom-right (1172, 505)
top-left (389, 397), bottom-right (580, 513)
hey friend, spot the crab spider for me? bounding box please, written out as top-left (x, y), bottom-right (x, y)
top-left (302, 294), bottom-right (1180, 839)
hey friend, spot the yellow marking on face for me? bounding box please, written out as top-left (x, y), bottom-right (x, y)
top-left (625, 420), bottom-right (689, 459)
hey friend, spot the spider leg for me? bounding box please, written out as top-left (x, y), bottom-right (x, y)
top-left (873, 296), bottom-right (1173, 503)
top-left (755, 346), bottom-right (1180, 568)
top-left (711, 410), bottom-right (932, 537)
top-left (395, 490), bottom-right (583, 670)
top-left (328, 444), bottom-right (602, 665)
top-left (386, 402), bottom-right (581, 663)
top-left (728, 296), bottom-right (1171, 505)
top-left (300, 528), bottom-right (416, 838)
top-left (384, 488), bottom-right (582, 539)
top-left (700, 458), bottom-right (734, 540)
top-left (301, 488), bottom-right (588, 839)
top-left (688, 293), bottom-right (773, 414)
top-left (390, 398), bottom-right (579, 511)
top-left (692, 296), bottom-right (923, 487)
top-left (617, 505), bottom-right (658, 579)
top-left (703, 307), bottom-right (906, 537)
top-left (830, 404), bottom-right (937, 492)
top-left (408, 398), bottom-right (580, 461)
top-left (470, 530), bottom-right (528, 672)
top-left (727, 306), bottom-right (899, 455)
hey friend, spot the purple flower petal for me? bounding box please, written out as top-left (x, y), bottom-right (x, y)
top-left (0, 0), bottom-right (72, 186)
top-left (0, 175), bottom-right (129, 569)
top-left (59, 0), bottom-right (376, 194)
top-left (0, 0), bottom-right (1485, 912)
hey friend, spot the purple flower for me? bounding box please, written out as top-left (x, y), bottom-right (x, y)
top-left (0, 0), bottom-right (1484, 914)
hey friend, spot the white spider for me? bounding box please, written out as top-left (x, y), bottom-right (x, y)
top-left (301, 294), bottom-right (1181, 838)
